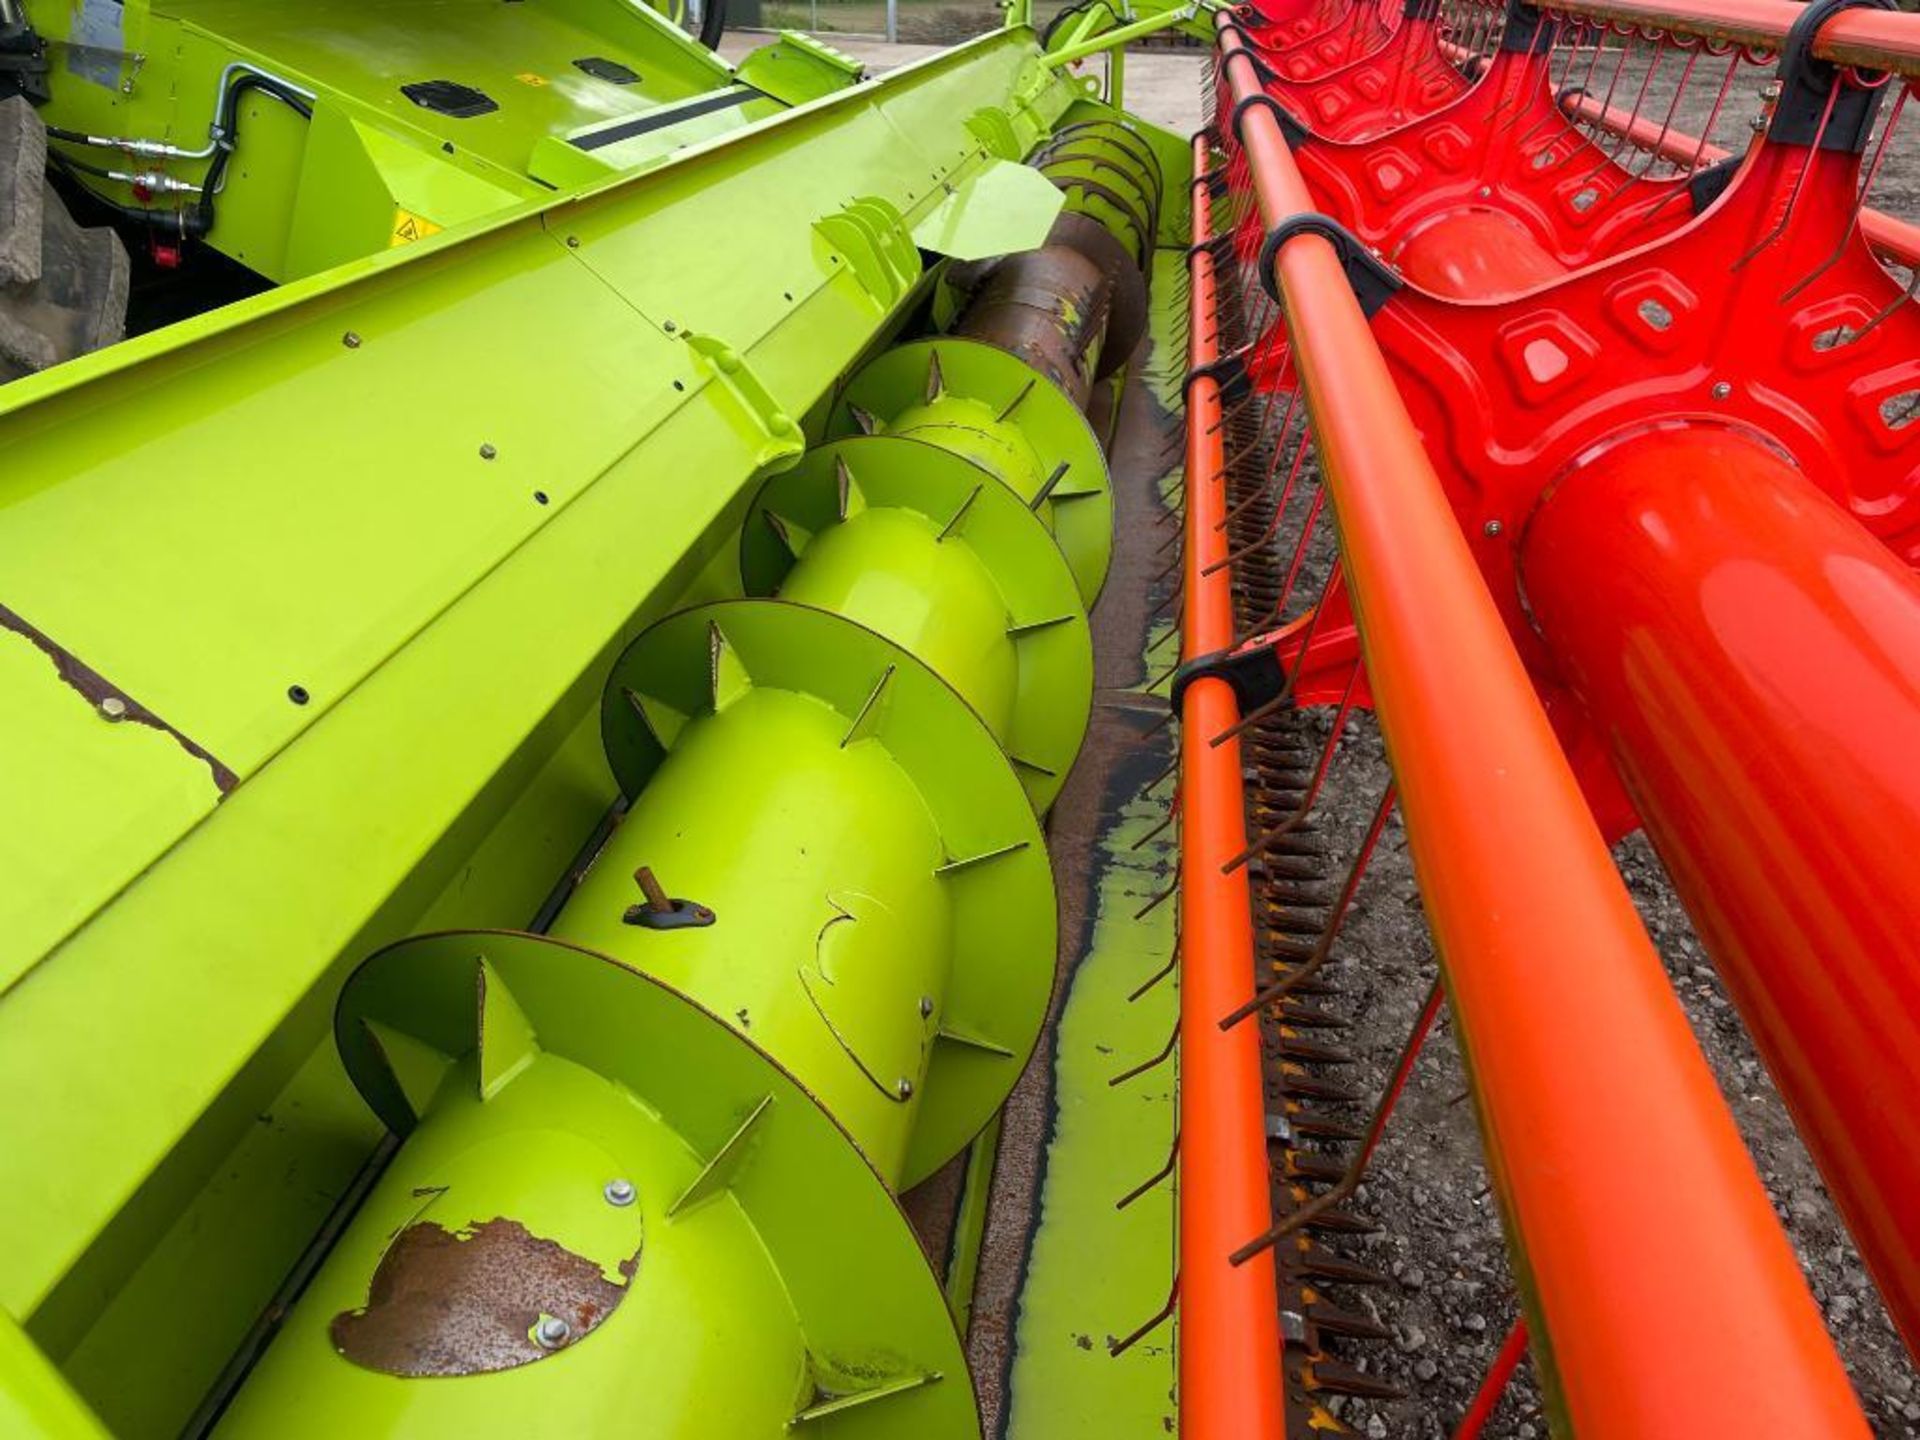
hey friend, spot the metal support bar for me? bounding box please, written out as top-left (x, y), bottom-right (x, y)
top-left (1452, 1319), bottom-right (1530, 1440)
top-left (1174, 127), bottom-right (1289, 1440)
top-left (1041, 4), bottom-right (1200, 68)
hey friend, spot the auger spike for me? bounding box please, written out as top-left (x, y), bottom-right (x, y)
top-left (840, 663), bottom-right (896, 748)
top-left (762, 507), bottom-right (814, 560)
top-left (707, 619), bottom-right (754, 712)
top-left (360, 1018), bottom-right (454, 1124)
top-left (936, 484), bottom-right (983, 542)
top-left (1029, 460), bottom-right (1069, 511)
top-left (935, 839), bottom-right (1030, 877)
top-left (834, 453), bottom-right (867, 521)
top-left (1006, 613), bottom-right (1075, 638)
top-left (475, 955), bottom-right (539, 1100)
top-left (935, 1021), bottom-right (1016, 1057)
top-left (667, 1094), bottom-right (774, 1219)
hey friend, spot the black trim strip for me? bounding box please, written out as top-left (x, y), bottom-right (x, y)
top-left (571, 85), bottom-right (769, 152)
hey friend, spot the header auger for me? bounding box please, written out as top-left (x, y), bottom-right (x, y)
top-left (4, 0), bottom-right (1920, 1434)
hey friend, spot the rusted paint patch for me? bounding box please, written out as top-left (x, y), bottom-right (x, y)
top-left (0, 600), bottom-right (239, 793)
top-left (331, 1217), bottom-right (638, 1377)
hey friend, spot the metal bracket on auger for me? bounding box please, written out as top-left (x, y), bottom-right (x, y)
top-left (1257, 213), bottom-right (1400, 315)
top-left (623, 897), bottom-right (717, 929)
top-left (1769, 0), bottom-right (1895, 151)
top-left (1168, 639), bottom-right (1287, 716)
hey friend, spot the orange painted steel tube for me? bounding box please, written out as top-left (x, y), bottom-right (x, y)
top-left (1177, 131), bottom-right (1289, 1440)
top-left (1218, 18), bottom-right (1870, 1433)
top-left (1522, 425), bottom-right (1920, 1360)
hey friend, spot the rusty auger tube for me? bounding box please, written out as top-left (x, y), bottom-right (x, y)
top-left (1216, 16), bottom-right (1869, 1434)
top-left (1176, 130), bottom-right (1289, 1440)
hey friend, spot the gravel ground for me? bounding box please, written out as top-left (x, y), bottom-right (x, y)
top-left (1291, 715), bottom-right (1918, 1436)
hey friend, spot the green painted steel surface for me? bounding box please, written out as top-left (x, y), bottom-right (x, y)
top-left (587, 678), bottom-right (954, 1180)
top-left (19, 0), bottom-right (780, 276)
top-left (908, 157), bottom-right (1065, 261)
top-left (830, 338), bottom-right (1114, 603)
top-left (942, 1117), bottom-right (1002, 1330)
top-left (0, 31), bottom-right (1083, 1435)
top-left (600, 600), bottom-right (1057, 1190)
top-left (782, 508), bottom-right (1023, 737)
top-left (0, 1315), bottom-right (109, 1440)
top-left (743, 435), bottom-right (1094, 811)
top-left (1005, 766), bottom-right (1179, 1437)
top-left (218, 934), bottom-right (976, 1436)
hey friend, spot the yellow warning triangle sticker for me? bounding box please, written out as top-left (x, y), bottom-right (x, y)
top-left (390, 208), bottom-right (444, 248)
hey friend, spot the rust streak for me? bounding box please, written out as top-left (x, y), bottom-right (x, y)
top-left (0, 600), bottom-right (239, 793)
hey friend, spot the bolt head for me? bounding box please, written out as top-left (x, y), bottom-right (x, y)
top-left (98, 695), bottom-right (128, 721)
top-left (342, 331), bottom-right (361, 349)
top-left (919, 995), bottom-right (934, 1019)
top-left (895, 1078), bottom-right (914, 1100)
top-left (534, 1316), bottom-right (571, 1348)
top-left (479, 443), bottom-right (498, 460)
top-left (565, 235), bottom-right (580, 248)
top-left (1762, 80), bottom-right (1782, 100)
top-left (1476, 185), bottom-right (1491, 199)
top-left (1750, 112), bottom-right (1769, 133)
top-left (1483, 519), bottom-right (1503, 538)
top-left (1711, 381), bottom-right (1733, 401)
top-left (603, 1178), bottom-right (637, 1207)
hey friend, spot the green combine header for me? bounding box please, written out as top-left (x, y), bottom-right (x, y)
top-left (0, 0), bottom-right (1211, 1432)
